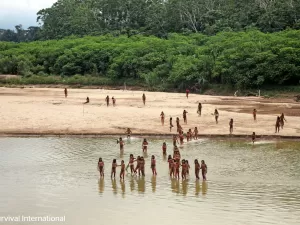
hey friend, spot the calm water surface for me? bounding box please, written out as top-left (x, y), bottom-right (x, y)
top-left (0, 137), bottom-right (300, 225)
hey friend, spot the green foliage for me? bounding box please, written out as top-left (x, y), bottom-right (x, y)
top-left (0, 30), bottom-right (300, 90)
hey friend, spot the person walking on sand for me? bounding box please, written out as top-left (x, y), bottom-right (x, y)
top-left (253, 109), bottom-right (257, 121)
top-left (83, 97), bottom-right (89, 104)
top-left (105, 95), bottom-right (109, 107)
top-left (183, 110), bottom-right (188, 124)
top-left (169, 117), bottom-right (174, 132)
top-left (142, 93), bottom-right (146, 105)
top-left (213, 109), bottom-right (219, 124)
top-left (112, 96), bottom-right (116, 107)
top-left (186, 89), bottom-right (190, 99)
top-left (64, 88), bottom-right (68, 98)
top-left (197, 103), bottom-right (202, 116)
top-left (160, 111), bottom-right (165, 126)
top-left (275, 116), bottom-right (280, 133)
top-left (280, 113), bottom-right (286, 129)
top-left (229, 118), bottom-right (233, 134)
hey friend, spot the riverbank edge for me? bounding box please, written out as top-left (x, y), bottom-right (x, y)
top-left (0, 132), bottom-right (299, 140)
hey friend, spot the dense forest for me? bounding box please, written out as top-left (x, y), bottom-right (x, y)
top-left (0, 0), bottom-right (300, 91)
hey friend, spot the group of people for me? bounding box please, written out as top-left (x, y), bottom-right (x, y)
top-left (97, 142), bottom-right (207, 181)
top-left (63, 87), bottom-right (289, 183)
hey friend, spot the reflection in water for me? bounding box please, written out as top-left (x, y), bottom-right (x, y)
top-left (171, 178), bottom-right (180, 194)
top-left (120, 180), bottom-right (125, 198)
top-left (130, 177), bottom-right (135, 192)
top-left (163, 154), bottom-right (167, 161)
top-left (143, 152), bottom-right (148, 158)
top-left (202, 181), bottom-right (208, 196)
top-left (137, 177), bottom-right (146, 193)
top-left (98, 178), bottom-right (105, 194)
top-left (195, 180), bottom-right (200, 196)
top-left (182, 180), bottom-right (188, 196)
top-left (151, 176), bottom-right (156, 193)
top-left (112, 179), bottom-right (117, 195)
top-left (120, 150), bottom-right (124, 159)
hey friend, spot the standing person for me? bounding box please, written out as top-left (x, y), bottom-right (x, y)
top-left (112, 97), bottom-right (116, 107)
top-left (172, 135), bottom-right (178, 147)
top-left (111, 159), bottom-right (117, 179)
top-left (176, 117), bottom-right (180, 132)
top-left (142, 138), bottom-right (148, 152)
top-left (183, 110), bottom-right (188, 124)
top-left (181, 159), bottom-right (187, 180)
top-left (142, 93), bottom-right (146, 105)
top-left (200, 160), bottom-right (207, 181)
top-left (98, 158), bottom-right (104, 178)
top-left (128, 154), bottom-right (136, 175)
top-left (179, 131), bottom-right (184, 145)
top-left (169, 117), bottom-right (174, 132)
top-left (193, 127), bottom-right (198, 140)
top-left (253, 109), bottom-right (257, 121)
top-left (125, 128), bottom-right (132, 139)
top-left (186, 89), bottom-right (190, 99)
top-left (117, 137), bottom-right (124, 151)
top-left (105, 95), bottom-right (109, 107)
top-left (252, 132), bottom-right (256, 144)
top-left (275, 116), bottom-right (280, 133)
top-left (151, 155), bottom-right (157, 175)
top-left (280, 113), bottom-right (286, 129)
top-left (194, 159), bottom-right (200, 180)
top-left (214, 109), bottom-right (219, 124)
top-left (134, 156), bottom-right (141, 176)
top-left (140, 157), bottom-right (145, 176)
top-left (64, 88), bottom-right (68, 98)
top-left (197, 103), bottom-right (202, 116)
top-left (160, 111), bottom-right (165, 126)
top-left (229, 119), bottom-right (234, 134)
top-left (162, 142), bottom-right (167, 155)
top-left (119, 160), bottom-right (125, 180)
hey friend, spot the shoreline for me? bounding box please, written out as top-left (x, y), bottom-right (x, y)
top-left (1, 132), bottom-right (300, 140)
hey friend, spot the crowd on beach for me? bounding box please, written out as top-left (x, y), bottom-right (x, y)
top-left (64, 88), bottom-right (287, 181)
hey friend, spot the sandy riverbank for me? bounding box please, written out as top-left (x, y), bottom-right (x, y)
top-left (0, 87), bottom-right (300, 137)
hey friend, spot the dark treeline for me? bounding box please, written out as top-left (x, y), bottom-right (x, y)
top-left (1, 30), bottom-right (300, 90)
top-left (1, 0), bottom-right (300, 41)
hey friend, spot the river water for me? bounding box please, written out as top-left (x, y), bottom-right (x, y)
top-left (0, 137), bottom-right (300, 225)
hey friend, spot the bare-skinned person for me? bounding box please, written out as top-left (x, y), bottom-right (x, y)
top-left (193, 127), bottom-right (198, 140)
top-left (183, 110), bottom-right (188, 124)
top-left (117, 137), bottom-right (125, 151)
top-left (197, 103), bottom-right (202, 116)
top-left (112, 97), bottom-right (116, 107)
top-left (275, 116), bottom-right (280, 133)
top-left (105, 95), bottom-right (109, 107)
top-left (125, 128), bottom-right (132, 139)
top-left (169, 117), bottom-right (174, 132)
top-left (229, 119), bottom-right (234, 134)
top-left (214, 109), bottom-right (219, 124)
top-left (253, 109), bottom-right (257, 121)
top-left (252, 132), bottom-right (256, 144)
top-left (142, 93), bottom-right (146, 105)
top-left (64, 88), bottom-right (68, 98)
top-left (83, 97), bottom-right (89, 104)
top-left (160, 111), bottom-right (165, 126)
top-left (280, 113), bottom-right (287, 129)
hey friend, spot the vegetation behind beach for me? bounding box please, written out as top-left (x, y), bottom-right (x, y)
top-left (0, 0), bottom-right (300, 94)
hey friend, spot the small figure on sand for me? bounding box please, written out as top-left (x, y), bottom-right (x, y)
top-left (162, 142), bottom-right (167, 155)
top-left (252, 132), bottom-right (256, 144)
top-left (160, 111), bottom-right (165, 126)
top-left (201, 160), bottom-right (207, 181)
top-left (183, 110), bottom-right (188, 124)
top-left (186, 89), bottom-right (190, 99)
top-left (213, 109), bottom-right (219, 124)
top-left (142, 93), bottom-right (146, 105)
top-left (280, 113), bottom-right (286, 129)
top-left (98, 157), bottom-right (104, 178)
top-left (112, 97), bottom-right (116, 107)
top-left (125, 128), bottom-right (132, 139)
top-left (117, 137), bottom-right (124, 151)
top-left (253, 109), bottom-right (257, 121)
top-left (64, 88), bottom-right (68, 98)
top-left (197, 103), bottom-right (202, 116)
top-left (151, 155), bottom-right (157, 175)
top-left (275, 116), bottom-right (280, 133)
top-left (169, 117), bottom-right (174, 132)
top-left (105, 95), bottom-right (109, 107)
top-left (84, 97), bottom-right (89, 104)
top-left (142, 138), bottom-right (148, 152)
top-left (229, 118), bottom-right (234, 134)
